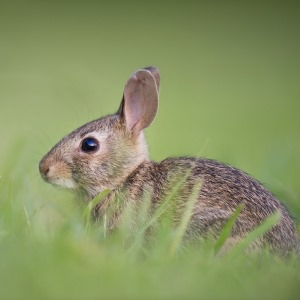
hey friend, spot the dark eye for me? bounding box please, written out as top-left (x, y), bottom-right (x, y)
top-left (81, 137), bottom-right (99, 153)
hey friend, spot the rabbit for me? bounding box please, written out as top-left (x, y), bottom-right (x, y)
top-left (39, 66), bottom-right (299, 257)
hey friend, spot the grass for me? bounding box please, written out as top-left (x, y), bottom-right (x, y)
top-left (1, 1), bottom-right (300, 299)
top-left (0, 143), bottom-right (300, 300)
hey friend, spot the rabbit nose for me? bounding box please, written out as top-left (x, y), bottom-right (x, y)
top-left (39, 160), bottom-right (50, 179)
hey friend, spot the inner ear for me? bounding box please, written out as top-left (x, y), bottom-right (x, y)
top-left (118, 69), bottom-right (159, 137)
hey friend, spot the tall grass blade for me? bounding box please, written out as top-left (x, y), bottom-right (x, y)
top-left (82, 189), bottom-right (111, 231)
top-left (126, 169), bottom-right (194, 256)
top-left (169, 179), bottom-right (203, 256)
top-left (125, 191), bottom-right (152, 255)
top-left (229, 211), bottom-right (281, 257)
top-left (134, 169), bottom-right (192, 236)
top-left (214, 204), bottom-right (244, 255)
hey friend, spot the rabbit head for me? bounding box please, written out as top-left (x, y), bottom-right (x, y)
top-left (39, 67), bottom-right (160, 200)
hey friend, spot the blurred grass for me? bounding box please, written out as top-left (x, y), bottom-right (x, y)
top-left (0, 0), bottom-right (300, 299)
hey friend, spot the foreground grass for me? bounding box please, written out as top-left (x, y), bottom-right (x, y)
top-left (0, 143), bottom-right (300, 300)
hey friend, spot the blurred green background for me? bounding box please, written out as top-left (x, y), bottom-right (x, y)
top-left (1, 0), bottom-right (299, 209)
top-left (1, 1), bottom-right (300, 299)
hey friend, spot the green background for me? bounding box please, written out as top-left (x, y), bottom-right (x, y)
top-left (0, 1), bottom-right (300, 299)
top-left (1, 1), bottom-right (299, 195)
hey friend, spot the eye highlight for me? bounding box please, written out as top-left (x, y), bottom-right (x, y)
top-left (81, 137), bottom-right (99, 153)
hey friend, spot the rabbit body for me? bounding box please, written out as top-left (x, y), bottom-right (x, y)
top-left (39, 66), bottom-right (299, 256)
top-left (94, 155), bottom-right (299, 257)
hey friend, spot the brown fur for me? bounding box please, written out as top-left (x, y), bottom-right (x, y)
top-left (39, 66), bottom-right (299, 257)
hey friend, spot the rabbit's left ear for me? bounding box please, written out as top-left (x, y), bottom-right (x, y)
top-left (143, 66), bottom-right (160, 93)
top-left (118, 67), bottom-right (159, 137)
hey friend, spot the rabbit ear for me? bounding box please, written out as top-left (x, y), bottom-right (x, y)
top-left (118, 67), bottom-right (159, 136)
top-left (144, 66), bottom-right (160, 93)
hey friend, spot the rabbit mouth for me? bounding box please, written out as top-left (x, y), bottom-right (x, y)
top-left (48, 177), bottom-right (77, 189)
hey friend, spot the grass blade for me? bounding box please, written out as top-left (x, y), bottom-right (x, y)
top-left (214, 204), bottom-right (244, 255)
top-left (82, 189), bottom-right (111, 231)
top-left (229, 211), bottom-right (281, 257)
top-left (136, 169), bottom-right (192, 235)
top-left (169, 179), bottom-right (203, 256)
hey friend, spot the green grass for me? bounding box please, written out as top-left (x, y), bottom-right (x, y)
top-left (0, 144), bottom-right (300, 300)
top-left (1, 1), bottom-right (300, 299)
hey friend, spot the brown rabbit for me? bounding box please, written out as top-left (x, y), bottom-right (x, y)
top-left (39, 66), bottom-right (299, 257)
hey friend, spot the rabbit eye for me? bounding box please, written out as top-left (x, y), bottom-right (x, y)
top-left (81, 137), bottom-right (99, 153)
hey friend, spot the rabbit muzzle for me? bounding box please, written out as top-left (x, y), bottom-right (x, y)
top-left (39, 158), bottom-right (76, 189)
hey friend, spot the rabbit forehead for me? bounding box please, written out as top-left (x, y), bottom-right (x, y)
top-left (58, 129), bottom-right (109, 149)
top-left (81, 131), bottom-right (109, 141)
top-left (63, 115), bottom-right (121, 145)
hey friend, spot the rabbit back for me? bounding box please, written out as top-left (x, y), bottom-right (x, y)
top-left (94, 157), bottom-right (299, 256)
